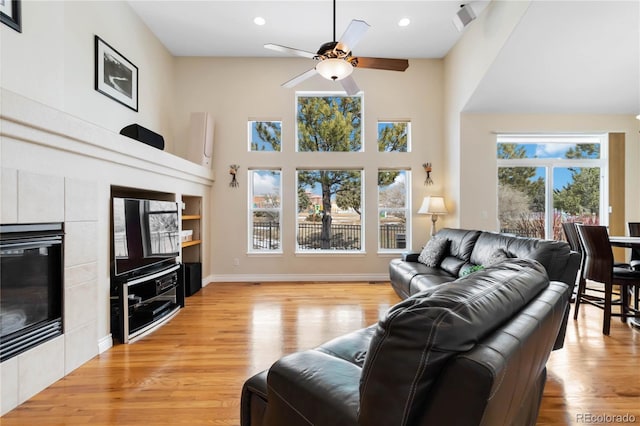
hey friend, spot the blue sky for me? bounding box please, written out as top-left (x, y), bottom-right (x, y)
top-left (506, 143), bottom-right (599, 190)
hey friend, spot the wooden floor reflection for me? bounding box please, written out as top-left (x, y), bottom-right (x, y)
top-left (1, 281), bottom-right (639, 425)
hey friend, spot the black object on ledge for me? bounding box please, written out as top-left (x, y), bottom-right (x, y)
top-left (120, 124), bottom-right (165, 150)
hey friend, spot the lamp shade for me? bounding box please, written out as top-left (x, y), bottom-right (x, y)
top-left (315, 58), bottom-right (353, 81)
top-left (418, 196), bottom-right (448, 215)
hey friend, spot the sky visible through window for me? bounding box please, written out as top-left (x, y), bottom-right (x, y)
top-left (501, 142), bottom-right (600, 190)
top-left (249, 121), bottom-right (281, 151)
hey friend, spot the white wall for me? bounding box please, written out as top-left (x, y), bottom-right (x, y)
top-left (172, 57), bottom-right (445, 281)
top-left (443, 0), bottom-right (532, 225)
top-left (0, 0), bottom-right (176, 152)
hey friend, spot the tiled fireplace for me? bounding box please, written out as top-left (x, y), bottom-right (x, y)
top-left (0, 171), bottom-right (99, 414)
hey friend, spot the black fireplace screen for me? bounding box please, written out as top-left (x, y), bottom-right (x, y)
top-left (0, 223), bottom-right (64, 362)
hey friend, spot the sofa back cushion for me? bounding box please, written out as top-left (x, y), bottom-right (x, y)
top-left (470, 232), bottom-right (573, 284)
top-left (433, 228), bottom-right (481, 276)
top-left (358, 258), bottom-right (549, 426)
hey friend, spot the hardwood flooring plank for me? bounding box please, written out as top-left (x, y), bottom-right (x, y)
top-left (2, 281), bottom-right (639, 425)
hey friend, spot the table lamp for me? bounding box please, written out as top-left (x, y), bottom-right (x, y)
top-left (418, 196), bottom-right (448, 237)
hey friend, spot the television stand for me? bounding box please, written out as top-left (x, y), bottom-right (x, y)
top-left (110, 264), bottom-right (185, 344)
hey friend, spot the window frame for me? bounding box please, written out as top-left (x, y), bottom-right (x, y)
top-left (248, 169), bottom-right (283, 253)
top-left (377, 169), bottom-right (411, 252)
top-left (295, 168), bottom-right (365, 254)
top-left (248, 120), bottom-right (282, 152)
top-left (295, 91), bottom-right (364, 153)
top-left (497, 134), bottom-right (609, 239)
top-left (377, 120), bottom-right (411, 152)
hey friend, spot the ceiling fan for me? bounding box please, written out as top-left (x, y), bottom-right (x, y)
top-left (264, 0), bottom-right (409, 96)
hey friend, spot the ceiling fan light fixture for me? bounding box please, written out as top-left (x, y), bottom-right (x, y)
top-left (316, 58), bottom-right (353, 81)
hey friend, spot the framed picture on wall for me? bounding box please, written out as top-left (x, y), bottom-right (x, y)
top-left (94, 35), bottom-right (138, 112)
top-left (1, 0), bottom-right (21, 33)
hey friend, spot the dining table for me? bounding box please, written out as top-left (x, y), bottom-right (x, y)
top-left (609, 235), bottom-right (640, 329)
top-left (609, 235), bottom-right (640, 249)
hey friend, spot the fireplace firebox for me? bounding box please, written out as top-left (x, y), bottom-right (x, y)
top-left (0, 223), bottom-right (64, 362)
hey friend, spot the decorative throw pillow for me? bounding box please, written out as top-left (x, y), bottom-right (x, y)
top-left (485, 248), bottom-right (511, 267)
top-left (417, 237), bottom-right (449, 267)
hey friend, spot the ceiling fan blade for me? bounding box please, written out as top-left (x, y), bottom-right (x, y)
top-left (282, 68), bottom-right (318, 88)
top-left (340, 75), bottom-right (360, 96)
top-left (335, 20), bottom-right (370, 53)
top-left (265, 43), bottom-right (316, 59)
top-left (355, 57), bottom-right (409, 72)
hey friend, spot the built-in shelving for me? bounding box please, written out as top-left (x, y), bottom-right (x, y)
top-left (181, 195), bottom-right (203, 297)
top-left (181, 196), bottom-right (202, 263)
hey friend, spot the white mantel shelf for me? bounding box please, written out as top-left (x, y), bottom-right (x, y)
top-left (0, 89), bottom-right (215, 187)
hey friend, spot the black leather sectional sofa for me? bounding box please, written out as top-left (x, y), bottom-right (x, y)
top-left (241, 253), bottom-right (575, 425)
top-left (389, 228), bottom-right (580, 350)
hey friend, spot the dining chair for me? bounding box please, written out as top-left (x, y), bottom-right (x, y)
top-left (628, 222), bottom-right (640, 270)
top-left (627, 222), bottom-right (640, 314)
top-left (575, 225), bottom-right (640, 335)
top-left (562, 222), bottom-right (584, 304)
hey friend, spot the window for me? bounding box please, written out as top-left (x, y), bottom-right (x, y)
top-left (249, 121), bottom-right (281, 151)
top-left (378, 170), bottom-right (410, 250)
top-left (296, 94), bottom-right (362, 152)
top-left (378, 121), bottom-right (410, 152)
top-left (497, 134), bottom-right (607, 240)
top-left (296, 169), bottom-right (363, 252)
top-left (249, 170), bottom-right (282, 252)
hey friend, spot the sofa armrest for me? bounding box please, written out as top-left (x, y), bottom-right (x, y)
top-left (264, 350), bottom-right (360, 426)
top-left (402, 251), bottom-right (420, 262)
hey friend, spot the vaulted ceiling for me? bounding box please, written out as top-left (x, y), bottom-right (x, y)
top-left (128, 0), bottom-right (640, 115)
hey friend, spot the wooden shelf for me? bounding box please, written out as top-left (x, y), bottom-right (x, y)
top-left (181, 239), bottom-right (201, 248)
top-left (181, 195), bottom-right (202, 264)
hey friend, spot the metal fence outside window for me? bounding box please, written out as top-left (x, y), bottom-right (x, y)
top-left (252, 222), bottom-right (407, 250)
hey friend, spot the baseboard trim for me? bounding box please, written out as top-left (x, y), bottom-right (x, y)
top-left (202, 275), bottom-right (214, 287)
top-left (97, 334), bottom-right (113, 354)
top-left (208, 273), bottom-right (390, 283)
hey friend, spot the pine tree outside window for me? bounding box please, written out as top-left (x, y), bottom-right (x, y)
top-left (497, 134), bottom-right (607, 240)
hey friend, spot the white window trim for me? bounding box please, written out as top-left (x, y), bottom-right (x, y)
top-left (294, 91), bottom-right (365, 153)
top-left (497, 133), bottom-right (608, 238)
top-left (295, 168), bottom-right (365, 254)
top-left (377, 169), bottom-right (411, 253)
top-left (248, 169), bottom-right (283, 254)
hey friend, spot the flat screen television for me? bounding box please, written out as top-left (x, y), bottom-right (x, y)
top-left (112, 197), bottom-right (180, 279)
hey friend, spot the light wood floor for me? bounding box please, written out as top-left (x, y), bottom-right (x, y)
top-left (2, 282), bottom-right (639, 425)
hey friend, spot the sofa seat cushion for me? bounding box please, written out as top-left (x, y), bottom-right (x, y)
top-left (316, 325), bottom-right (376, 368)
top-left (410, 271), bottom-right (456, 294)
top-left (389, 258), bottom-right (441, 298)
top-left (359, 258), bottom-right (549, 426)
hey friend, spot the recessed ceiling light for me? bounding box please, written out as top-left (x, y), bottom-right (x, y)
top-left (254, 17), bottom-right (266, 26)
top-left (398, 18), bottom-right (410, 27)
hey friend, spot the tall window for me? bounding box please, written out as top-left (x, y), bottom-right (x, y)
top-left (378, 170), bottom-right (410, 250)
top-left (296, 169), bottom-right (363, 252)
top-left (249, 121), bottom-right (281, 151)
top-left (497, 134), bottom-right (607, 240)
top-left (249, 170), bottom-right (281, 252)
